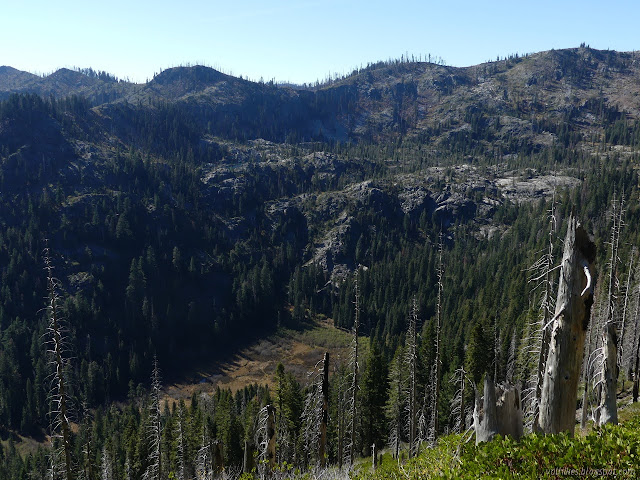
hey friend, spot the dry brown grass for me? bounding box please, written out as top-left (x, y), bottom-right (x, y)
top-left (161, 317), bottom-right (356, 405)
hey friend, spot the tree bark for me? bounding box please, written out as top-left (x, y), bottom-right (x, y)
top-left (474, 376), bottom-right (498, 444)
top-left (598, 322), bottom-right (619, 425)
top-left (474, 377), bottom-right (523, 444)
top-left (320, 352), bottom-right (329, 468)
top-left (495, 384), bottom-right (523, 440)
top-left (243, 440), bottom-right (255, 474)
top-left (538, 216), bottom-right (595, 435)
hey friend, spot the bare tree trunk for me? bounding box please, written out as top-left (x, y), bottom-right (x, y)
top-left (495, 384), bottom-right (523, 440)
top-left (633, 336), bottom-right (640, 402)
top-left (538, 216), bottom-right (595, 435)
top-left (320, 352), bottom-right (329, 467)
top-left (474, 376), bottom-right (523, 444)
top-left (44, 249), bottom-right (74, 480)
top-left (101, 446), bottom-right (113, 480)
top-left (243, 440), bottom-right (255, 474)
top-left (406, 298), bottom-right (418, 457)
top-left (349, 275), bottom-right (360, 465)
top-left (580, 313), bottom-right (596, 429)
top-left (449, 367), bottom-right (467, 433)
top-left (599, 322), bottom-right (619, 425)
top-left (144, 356), bottom-right (162, 480)
top-left (618, 247), bottom-right (635, 393)
top-left (473, 376), bottom-right (498, 444)
top-left (523, 194), bottom-right (557, 433)
top-left (430, 235), bottom-right (444, 443)
top-left (596, 196), bottom-right (625, 425)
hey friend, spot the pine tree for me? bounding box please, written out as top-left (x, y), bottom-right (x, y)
top-left (385, 348), bottom-right (405, 459)
top-left (360, 341), bottom-right (387, 457)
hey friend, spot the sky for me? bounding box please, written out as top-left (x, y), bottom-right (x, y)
top-left (2, 0), bottom-right (639, 85)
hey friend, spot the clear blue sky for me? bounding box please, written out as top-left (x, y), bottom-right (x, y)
top-left (2, 0), bottom-right (638, 85)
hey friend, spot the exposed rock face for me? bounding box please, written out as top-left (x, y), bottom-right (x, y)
top-left (196, 140), bottom-right (583, 279)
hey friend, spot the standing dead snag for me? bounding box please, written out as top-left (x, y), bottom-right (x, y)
top-left (143, 356), bottom-right (162, 480)
top-left (523, 193), bottom-right (556, 432)
top-left (347, 274), bottom-right (360, 466)
top-left (429, 234), bottom-right (444, 444)
top-left (538, 216), bottom-right (595, 435)
top-left (320, 352), bottom-right (329, 467)
top-left (473, 377), bottom-right (523, 443)
top-left (301, 353), bottom-right (329, 467)
top-left (449, 366), bottom-right (468, 433)
top-left (255, 405), bottom-right (276, 479)
top-left (44, 247), bottom-right (74, 480)
top-left (405, 297), bottom-right (418, 457)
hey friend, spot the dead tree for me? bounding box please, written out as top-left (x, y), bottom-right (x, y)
top-left (473, 376), bottom-right (498, 443)
top-left (429, 235), bottom-right (444, 444)
top-left (255, 405), bottom-right (276, 479)
top-left (44, 248), bottom-right (74, 480)
top-left (580, 303), bottom-right (599, 429)
top-left (301, 355), bottom-right (328, 467)
top-left (449, 366), bottom-right (469, 433)
top-left (101, 446), bottom-right (113, 480)
top-left (195, 427), bottom-right (213, 480)
top-left (320, 352), bottom-right (329, 467)
top-left (405, 297), bottom-right (418, 457)
top-left (347, 275), bottom-right (361, 466)
top-left (597, 195), bottom-right (625, 425)
top-left (522, 195), bottom-right (557, 431)
top-left (634, 306), bottom-right (640, 401)
top-left (143, 356), bottom-right (162, 480)
top-left (474, 377), bottom-right (523, 444)
top-left (538, 215), bottom-right (595, 435)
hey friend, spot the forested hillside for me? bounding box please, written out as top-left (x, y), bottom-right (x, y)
top-left (1, 46), bottom-right (640, 478)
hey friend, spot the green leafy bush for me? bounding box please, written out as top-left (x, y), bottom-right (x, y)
top-left (353, 417), bottom-right (640, 479)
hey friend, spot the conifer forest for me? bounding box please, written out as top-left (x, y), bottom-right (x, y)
top-left (1, 47), bottom-right (640, 478)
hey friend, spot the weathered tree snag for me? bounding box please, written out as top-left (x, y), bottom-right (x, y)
top-left (320, 352), bottom-right (329, 467)
top-left (473, 376), bottom-right (498, 444)
top-left (495, 384), bottom-right (523, 441)
top-left (598, 322), bottom-right (619, 425)
top-left (634, 341), bottom-right (640, 402)
top-left (44, 249), bottom-right (74, 480)
top-left (538, 216), bottom-right (595, 435)
top-left (474, 377), bottom-right (523, 444)
top-left (430, 235), bottom-right (444, 444)
top-left (243, 440), bottom-right (255, 474)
